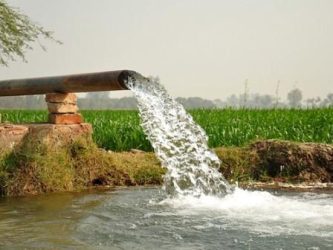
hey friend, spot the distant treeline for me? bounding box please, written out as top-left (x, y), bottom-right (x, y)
top-left (0, 89), bottom-right (332, 109)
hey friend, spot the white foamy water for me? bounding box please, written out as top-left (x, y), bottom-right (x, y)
top-left (157, 188), bottom-right (333, 237)
top-left (126, 75), bottom-right (231, 197)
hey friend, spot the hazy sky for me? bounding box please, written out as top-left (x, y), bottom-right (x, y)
top-left (1, 0), bottom-right (332, 100)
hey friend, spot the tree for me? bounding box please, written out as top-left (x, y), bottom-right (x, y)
top-left (226, 94), bottom-right (239, 108)
top-left (86, 92), bottom-right (110, 99)
top-left (258, 94), bottom-right (274, 108)
top-left (322, 93), bottom-right (333, 107)
top-left (306, 98), bottom-right (317, 108)
top-left (327, 93), bottom-right (333, 103)
top-left (0, 0), bottom-right (58, 66)
top-left (305, 97), bottom-right (321, 108)
top-left (175, 97), bottom-right (216, 109)
top-left (287, 88), bottom-right (303, 108)
top-left (85, 92), bottom-right (111, 109)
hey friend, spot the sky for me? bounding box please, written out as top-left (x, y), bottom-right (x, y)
top-left (0, 0), bottom-right (332, 101)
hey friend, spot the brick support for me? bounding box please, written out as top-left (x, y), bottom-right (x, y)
top-left (45, 93), bottom-right (83, 124)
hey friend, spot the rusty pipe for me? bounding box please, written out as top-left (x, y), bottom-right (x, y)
top-left (0, 70), bottom-right (138, 96)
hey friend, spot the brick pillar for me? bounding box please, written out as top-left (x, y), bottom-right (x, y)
top-left (45, 93), bottom-right (83, 124)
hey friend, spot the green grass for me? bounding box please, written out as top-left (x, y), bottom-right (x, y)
top-left (0, 109), bottom-right (332, 151)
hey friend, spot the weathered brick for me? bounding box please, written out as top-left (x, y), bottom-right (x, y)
top-left (48, 113), bottom-right (83, 124)
top-left (45, 93), bottom-right (77, 104)
top-left (47, 103), bottom-right (78, 114)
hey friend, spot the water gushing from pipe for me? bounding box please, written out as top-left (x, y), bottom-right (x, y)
top-left (126, 74), bottom-right (231, 197)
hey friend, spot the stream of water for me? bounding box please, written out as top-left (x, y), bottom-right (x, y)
top-left (126, 74), bottom-right (230, 197)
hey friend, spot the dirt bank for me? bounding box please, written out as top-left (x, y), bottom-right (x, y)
top-left (0, 123), bottom-right (164, 196)
top-left (216, 139), bottom-right (333, 184)
top-left (0, 125), bottom-right (332, 196)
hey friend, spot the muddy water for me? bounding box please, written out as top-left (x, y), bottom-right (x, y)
top-left (0, 187), bottom-right (333, 249)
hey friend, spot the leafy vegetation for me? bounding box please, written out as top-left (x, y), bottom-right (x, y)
top-left (0, 108), bottom-right (332, 151)
top-left (0, 0), bottom-right (58, 66)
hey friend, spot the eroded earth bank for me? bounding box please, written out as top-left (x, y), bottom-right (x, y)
top-left (0, 124), bottom-right (332, 196)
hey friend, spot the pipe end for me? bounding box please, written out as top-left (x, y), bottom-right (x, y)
top-left (117, 70), bottom-right (148, 89)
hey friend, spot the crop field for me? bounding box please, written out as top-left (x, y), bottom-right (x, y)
top-left (0, 109), bottom-right (332, 151)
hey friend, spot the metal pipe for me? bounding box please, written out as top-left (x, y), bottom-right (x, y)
top-left (0, 70), bottom-right (137, 96)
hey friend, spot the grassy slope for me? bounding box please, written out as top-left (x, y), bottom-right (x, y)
top-left (0, 136), bottom-right (164, 196)
top-left (1, 136), bottom-right (332, 196)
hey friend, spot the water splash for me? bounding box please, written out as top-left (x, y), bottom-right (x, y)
top-left (126, 74), bottom-right (231, 197)
top-left (156, 188), bottom-right (333, 237)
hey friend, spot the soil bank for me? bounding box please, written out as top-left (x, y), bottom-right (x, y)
top-left (0, 123), bottom-right (332, 196)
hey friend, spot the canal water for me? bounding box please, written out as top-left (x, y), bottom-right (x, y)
top-left (1, 186), bottom-right (332, 249)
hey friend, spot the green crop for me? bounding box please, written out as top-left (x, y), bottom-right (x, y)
top-left (82, 110), bottom-right (150, 151)
top-left (190, 108), bottom-right (333, 147)
top-left (0, 109), bottom-right (332, 151)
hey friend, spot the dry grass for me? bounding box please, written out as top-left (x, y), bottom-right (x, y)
top-left (1, 136), bottom-right (332, 196)
top-left (214, 147), bottom-right (259, 183)
top-left (0, 135), bottom-right (164, 196)
top-left (108, 151), bottom-right (165, 185)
